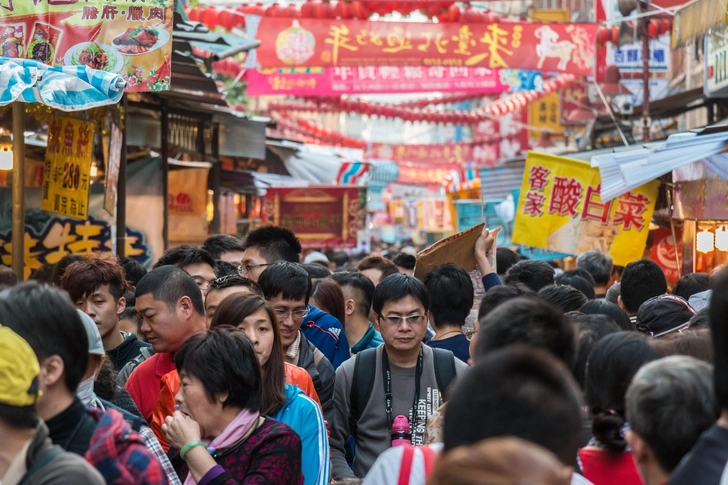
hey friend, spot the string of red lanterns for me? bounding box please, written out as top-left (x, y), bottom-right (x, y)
top-left (299, 92), bottom-right (489, 109)
top-left (596, 19), bottom-right (672, 45)
top-left (267, 74), bottom-right (575, 125)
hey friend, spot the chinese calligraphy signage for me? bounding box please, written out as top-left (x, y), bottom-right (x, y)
top-left (263, 186), bottom-right (366, 249)
top-left (255, 18), bottom-right (597, 75)
top-left (248, 65), bottom-right (512, 96)
top-left (370, 142), bottom-right (480, 164)
top-left (512, 152), bottom-right (660, 266)
top-left (528, 92), bottom-right (563, 142)
top-left (705, 32), bottom-right (728, 97)
top-left (0, 0), bottom-right (173, 92)
top-left (41, 117), bottom-right (94, 220)
top-left (396, 162), bottom-right (463, 185)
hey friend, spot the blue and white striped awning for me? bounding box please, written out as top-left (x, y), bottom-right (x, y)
top-left (591, 128), bottom-right (728, 201)
top-left (479, 162), bottom-right (525, 200)
top-left (0, 57), bottom-right (125, 112)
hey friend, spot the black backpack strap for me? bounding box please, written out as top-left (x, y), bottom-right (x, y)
top-left (19, 446), bottom-right (64, 485)
top-left (348, 348), bottom-right (378, 440)
top-left (432, 348), bottom-right (457, 402)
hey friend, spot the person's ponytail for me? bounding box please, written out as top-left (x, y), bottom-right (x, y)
top-left (591, 409), bottom-right (627, 453)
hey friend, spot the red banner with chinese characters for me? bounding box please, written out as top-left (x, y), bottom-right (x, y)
top-left (255, 18), bottom-right (598, 75)
top-left (247, 66), bottom-right (511, 96)
top-left (263, 186), bottom-right (366, 249)
top-left (370, 143), bottom-right (477, 164)
top-left (650, 226), bottom-right (682, 286)
top-left (0, 0), bottom-right (173, 92)
top-left (396, 162), bottom-right (462, 185)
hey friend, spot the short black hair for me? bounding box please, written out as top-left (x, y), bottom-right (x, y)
top-left (29, 264), bottom-right (55, 284)
top-left (569, 314), bottom-right (621, 389)
top-left (330, 271), bottom-right (375, 318)
top-left (0, 266), bottom-right (18, 287)
top-left (303, 263), bottom-right (332, 279)
top-left (496, 248), bottom-right (520, 276)
top-left (556, 271), bottom-right (596, 300)
top-left (620, 260), bottom-right (667, 314)
top-left (241, 226), bottom-right (302, 264)
top-left (120, 306), bottom-right (142, 335)
top-left (153, 245), bottom-right (216, 271)
top-left (710, 267), bottom-right (728, 410)
top-left (135, 266), bottom-right (205, 316)
top-left (202, 234), bottom-right (245, 260)
top-left (176, 327), bottom-right (262, 412)
top-left (0, 403), bottom-right (38, 429)
top-left (392, 253), bottom-right (416, 271)
top-left (477, 284), bottom-right (534, 320)
top-left (208, 274), bottom-right (262, 296)
top-left (51, 254), bottom-right (86, 286)
top-left (214, 260), bottom-right (239, 278)
top-left (119, 257), bottom-right (148, 287)
top-left (258, 262), bottom-right (312, 303)
top-left (504, 260), bottom-right (555, 293)
top-left (443, 346), bottom-right (582, 465)
top-left (580, 299), bottom-right (633, 331)
top-left (476, 297), bottom-right (575, 368)
top-left (585, 332), bottom-right (660, 453)
top-left (373, 273), bottom-right (430, 315)
top-left (576, 250), bottom-right (613, 286)
top-left (538, 285), bottom-right (588, 313)
top-left (0, 283), bottom-right (88, 393)
top-left (673, 273), bottom-right (710, 301)
top-left (425, 264), bottom-right (473, 328)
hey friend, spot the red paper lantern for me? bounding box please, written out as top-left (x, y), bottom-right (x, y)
top-left (426, 5), bottom-right (442, 17)
top-left (351, 1), bottom-right (369, 19)
top-left (659, 19), bottom-right (672, 35)
top-left (436, 12), bottom-right (449, 23)
top-left (219, 10), bottom-right (236, 30)
top-left (265, 4), bottom-right (281, 16)
top-left (463, 6), bottom-right (484, 23)
top-left (186, 7), bottom-right (201, 21)
top-left (283, 4), bottom-right (299, 17)
top-left (202, 6), bottom-right (220, 28)
top-left (597, 26), bottom-right (610, 45)
top-left (336, 1), bottom-right (353, 19)
top-left (251, 4), bottom-right (266, 16)
top-left (611, 25), bottom-right (620, 44)
top-left (321, 0), bottom-right (336, 18)
top-left (648, 20), bottom-right (659, 38)
top-left (300, 1), bottom-right (315, 17)
top-left (446, 4), bottom-right (461, 22)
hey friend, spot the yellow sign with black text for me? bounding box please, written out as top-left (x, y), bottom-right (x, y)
top-left (41, 117), bottom-right (94, 220)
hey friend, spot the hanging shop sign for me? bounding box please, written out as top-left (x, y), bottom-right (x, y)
top-left (168, 168), bottom-right (210, 244)
top-left (371, 142), bottom-right (480, 164)
top-left (705, 32), bottom-right (728, 97)
top-left (396, 162), bottom-right (463, 185)
top-left (527, 92), bottom-right (563, 142)
top-left (0, 0), bottom-right (173, 92)
top-left (263, 186), bottom-right (366, 249)
top-left (41, 117), bottom-right (94, 220)
top-left (103, 121), bottom-right (122, 217)
top-left (254, 18), bottom-right (597, 75)
top-left (512, 152), bottom-right (660, 266)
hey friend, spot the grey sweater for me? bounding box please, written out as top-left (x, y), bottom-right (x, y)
top-left (330, 344), bottom-right (468, 479)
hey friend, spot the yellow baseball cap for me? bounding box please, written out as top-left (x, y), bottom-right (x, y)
top-left (0, 325), bottom-right (41, 407)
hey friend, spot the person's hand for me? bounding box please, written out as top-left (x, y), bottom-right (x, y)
top-left (475, 227), bottom-right (500, 275)
top-left (162, 411), bottom-right (202, 450)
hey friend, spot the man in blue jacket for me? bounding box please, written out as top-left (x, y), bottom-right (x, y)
top-left (303, 305), bottom-right (350, 369)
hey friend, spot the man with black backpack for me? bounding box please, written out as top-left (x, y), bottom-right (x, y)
top-left (330, 273), bottom-right (468, 479)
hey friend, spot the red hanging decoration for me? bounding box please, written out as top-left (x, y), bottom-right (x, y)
top-left (186, 7), bottom-right (201, 21)
top-left (351, 1), bottom-right (370, 19)
top-left (647, 20), bottom-right (659, 38)
top-left (596, 26), bottom-right (610, 45)
top-left (610, 25), bottom-right (620, 44)
top-left (202, 6), bottom-right (220, 28)
top-left (462, 5), bottom-right (483, 23)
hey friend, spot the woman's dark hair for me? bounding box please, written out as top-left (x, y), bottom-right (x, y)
top-left (580, 299), bottom-right (634, 331)
top-left (94, 357), bottom-right (118, 401)
top-left (175, 327), bottom-right (263, 412)
top-left (555, 272), bottom-right (596, 300)
top-left (311, 278), bottom-right (346, 326)
top-left (586, 332), bottom-right (660, 453)
top-left (569, 314), bottom-right (621, 389)
top-left (477, 284), bottom-right (534, 320)
top-left (673, 273), bottom-right (710, 301)
top-left (651, 330), bottom-right (714, 363)
top-left (210, 295), bottom-right (285, 415)
top-left (0, 403), bottom-right (38, 429)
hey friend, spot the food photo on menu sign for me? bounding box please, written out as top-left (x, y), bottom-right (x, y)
top-left (0, 0), bottom-right (174, 93)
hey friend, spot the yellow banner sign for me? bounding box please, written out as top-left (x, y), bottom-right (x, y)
top-left (41, 117), bottom-right (94, 220)
top-left (512, 152), bottom-right (660, 266)
top-left (528, 92), bottom-right (564, 142)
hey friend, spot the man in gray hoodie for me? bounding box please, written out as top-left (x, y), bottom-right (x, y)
top-left (0, 325), bottom-right (104, 485)
top-left (330, 273), bottom-right (469, 479)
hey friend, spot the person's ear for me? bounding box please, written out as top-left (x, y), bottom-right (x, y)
top-left (626, 430), bottom-right (650, 466)
top-left (117, 296), bottom-right (126, 317)
top-left (39, 355), bottom-right (65, 389)
top-left (178, 296), bottom-right (193, 318)
top-left (618, 295), bottom-right (627, 312)
top-left (345, 299), bottom-right (356, 317)
top-left (373, 315), bottom-right (382, 332)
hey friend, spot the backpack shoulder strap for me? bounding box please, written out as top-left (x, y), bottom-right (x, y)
top-left (431, 348), bottom-right (457, 402)
top-left (19, 446), bottom-right (64, 485)
top-left (348, 347), bottom-right (378, 439)
top-left (420, 445), bottom-right (437, 477)
top-left (397, 445), bottom-right (416, 485)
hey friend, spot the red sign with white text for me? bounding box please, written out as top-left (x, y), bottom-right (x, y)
top-left (397, 162), bottom-right (463, 185)
top-left (255, 18), bottom-right (598, 75)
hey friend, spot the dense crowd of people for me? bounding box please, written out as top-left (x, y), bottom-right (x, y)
top-left (1, 227), bottom-right (726, 485)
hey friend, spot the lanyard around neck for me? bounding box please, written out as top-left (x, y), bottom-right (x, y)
top-left (382, 346), bottom-right (424, 434)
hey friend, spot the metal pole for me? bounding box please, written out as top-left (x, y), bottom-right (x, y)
top-left (641, 0), bottom-right (651, 142)
top-left (160, 104), bottom-right (169, 250)
top-left (11, 103), bottom-right (25, 281)
top-left (116, 95), bottom-right (127, 258)
top-left (211, 123), bottom-right (221, 234)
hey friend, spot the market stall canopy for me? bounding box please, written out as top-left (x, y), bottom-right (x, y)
top-left (591, 125), bottom-right (728, 201)
top-left (0, 56), bottom-right (124, 111)
top-left (672, 0), bottom-right (727, 47)
top-left (173, 13), bottom-right (260, 60)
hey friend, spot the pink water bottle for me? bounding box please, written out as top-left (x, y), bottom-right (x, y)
top-left (391, 415), bottom-right (411, 447)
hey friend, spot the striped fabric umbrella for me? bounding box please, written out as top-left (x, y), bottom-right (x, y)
top-left (0, 56), bottom-right (125, 112)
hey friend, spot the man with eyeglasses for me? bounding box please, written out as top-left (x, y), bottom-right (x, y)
top-left (258, 262), bottom-right (337, 424)
top-left (330, 273), bottom-right (468, 479)
top-left (239, 225), bottom-right (303, 283)
top-left (152, 246), bottom-right (217, 300)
